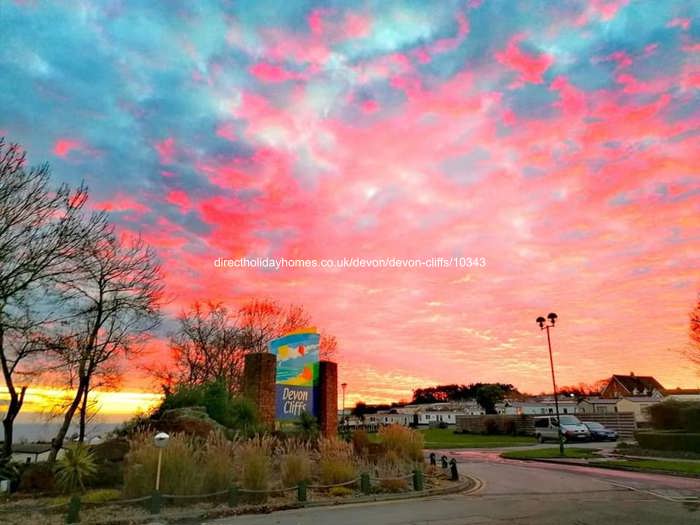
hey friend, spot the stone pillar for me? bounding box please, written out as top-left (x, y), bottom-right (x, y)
top-left (318, 361), bottom-right (338, 437)
top-left (243, 353), bottom-right (277, 430)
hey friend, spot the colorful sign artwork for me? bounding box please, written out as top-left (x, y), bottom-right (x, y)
top-left (268, 329), bottom-right (320, 421)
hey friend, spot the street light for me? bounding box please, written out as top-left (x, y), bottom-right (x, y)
top-left (154, 432), bottom-right (169, 492)
top-left (341, 382), bottom-right (348, 429)
top-left (536, 313), bottom-right (564, 455)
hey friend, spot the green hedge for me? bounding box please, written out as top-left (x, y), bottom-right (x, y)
top-left (635, 431), bottom-right (700, 453)
top-left (646, 400), bottom-right (700, 432)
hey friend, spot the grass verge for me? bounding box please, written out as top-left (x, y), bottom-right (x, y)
top-left (420, 428), bottom-right (535, 449)
top-left (501, 447), bottom-right (599, 460)
top-left (601, 459), bottom-right (700, 476)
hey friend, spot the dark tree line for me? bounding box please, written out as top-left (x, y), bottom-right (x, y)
top-left (411, 383), bottom-right (517, 404)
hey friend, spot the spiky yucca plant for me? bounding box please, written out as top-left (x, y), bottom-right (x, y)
top-left (54, 443), bottom-right (97, 493)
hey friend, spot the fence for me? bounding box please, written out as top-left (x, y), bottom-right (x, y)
top-left (455, 415), bottom-right (534, 435)
top-left (6, 457), bottom-right (461, 524)
top-left (575, 413), bottom-right (636, 440)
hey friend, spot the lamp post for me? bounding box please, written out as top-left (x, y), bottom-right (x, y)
top-left (341, 382), bottom-right (348, 429)
top-left (536, 313), bottom-right (564, 455)
top-left (154, 432), bottom-right (170, 492)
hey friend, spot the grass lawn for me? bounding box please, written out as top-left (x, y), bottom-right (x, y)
top-left (501, 447), bottom-right (599, 460)
top-left (602, 459), bottom-right (700, 476)
top-left (419, 428), bottom-right (536, 449)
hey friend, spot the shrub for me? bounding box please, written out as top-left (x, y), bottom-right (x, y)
top-left (279, 441), bottom-right (312, 488)
top-left (294, 412), bottom-right (319, 441)
top-left (351, 430), bottom-right (370, 455)
top-left (646, 400), bottom-right (700, 432)
top-left (635, 431), bottom-right (700, 453)
top-left (54, 444), bottom-right (97, 493)
top-left (156, 379), bottom-right (259, 435)
top-left (379, 477), bottom-right (409, 492)
top-left (328, 486), bottom-right (353, 497)
top-left (374, 461), bottom-right (410, 493)
top-left (483, 417), bottom-right (500, 435)
top-left (378, 425), bottom-right (424, 463)
top-left (318, 437), bottom-right (357, 485)
top-left (51, 487), bottom-right (122, 506)
top-left (18, 461), bottom-right (55, 492)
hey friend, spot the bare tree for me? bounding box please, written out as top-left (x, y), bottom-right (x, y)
top-left (157, 302), bottom-right (247, 394)
top-left (48, 229), bottom-right (163, 460)
top-left (162, 299), bottom-right (339, 394)
top-left (690, 295), bottom-right (700, 368)
top-left (0, 138), bottom-right (96, 461)
top-left (238, 299), bottom-right (311, 353)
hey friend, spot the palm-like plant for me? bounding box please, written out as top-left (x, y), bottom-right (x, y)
top-left (54, 443), bottom-right (97, 493)
top-left (295, 412), bottom-right (320, 441)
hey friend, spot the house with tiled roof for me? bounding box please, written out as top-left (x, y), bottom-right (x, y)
top-left (600, 373), bottom-right (665, 399)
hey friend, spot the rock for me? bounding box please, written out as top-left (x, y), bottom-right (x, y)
top-left (154, 407), bottom-right (229, 438)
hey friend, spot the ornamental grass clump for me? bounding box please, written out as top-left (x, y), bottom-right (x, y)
top-left (318, 437), bottom-right (357, 486)
top-left (278, 439), bottom-right (313, 488)
top-left (123, 432), bottom-right (203, 497)
top-left (239, 435), bottom-right (273, 502)
top-left (200, 433), bottom-right (240, 493)
top-left (378, 424), bottom-right (425, 464)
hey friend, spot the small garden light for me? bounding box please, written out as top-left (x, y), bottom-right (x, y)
top-left (154, 432), bottom-right (170, 492)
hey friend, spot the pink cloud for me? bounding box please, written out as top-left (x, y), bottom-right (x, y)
top-left (343, 13), bottom-right (372, 38)
top-left (165, 189), bottom-right (191, 211)
top-left (93, 194), bottom-right (149, 214)
top-left (360, 99), bottom-right (379, 114)
top-left (667, 17), bottom-right (691, 30)
top-left (216, 122), bottom-right (237, 142)
top-left (496, 35), bottom-right (553, 86)
top-left (249, 62), bottom-right (303, 83)
top-left (154, 137), bottom-right (176, 164)
top-left (53, 138), bottom-right (83, 157)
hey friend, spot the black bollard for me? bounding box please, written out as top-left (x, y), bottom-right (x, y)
top-left (360, 473), bottom-right (371, 494)
top-left (149, 491), bottom-right (162, 515)
top-left (65, 494), bottom-right (81, 524)
top-left (412, 469), bottom-right (424, 491)
top-left (297, 480), bottom-right (308, 503)
top-left (441, 455), bottom-right (448, 469)
top-left (429, 452), bottom-right (437, 466)
top-left (449, 458), bottom-right (459, 481)
top-left (228, 485), bottom-right (240, 507)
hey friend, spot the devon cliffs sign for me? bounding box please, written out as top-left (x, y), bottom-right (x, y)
top-left (268, 329), bottom-right (320, 421)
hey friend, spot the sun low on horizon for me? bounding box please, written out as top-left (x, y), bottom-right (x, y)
top-left (2, 0), bottom-right (699, 417)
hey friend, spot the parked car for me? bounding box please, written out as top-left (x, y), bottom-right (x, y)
top-left (533, 415), bottom-right (591, 443)
top-left (584, 421), bottom-right (618, 441)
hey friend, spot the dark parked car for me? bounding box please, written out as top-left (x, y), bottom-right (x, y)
top-left (584, 421), bottom-right (618, 441)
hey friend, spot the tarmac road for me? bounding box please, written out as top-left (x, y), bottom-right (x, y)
top-left (204, 447), bottom-right (700, 525)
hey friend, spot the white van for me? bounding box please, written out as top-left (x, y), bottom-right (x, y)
top-left (533, 415), bottom-right (590, 443)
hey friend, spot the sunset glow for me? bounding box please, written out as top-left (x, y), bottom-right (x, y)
top-left (2, 0), bottom-right (699, 412)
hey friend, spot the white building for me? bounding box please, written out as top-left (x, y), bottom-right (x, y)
top-left (503, 397), bottom-right (580, 416)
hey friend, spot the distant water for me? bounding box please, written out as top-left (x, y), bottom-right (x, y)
top-left (1, 422), bottom-right (121, 443)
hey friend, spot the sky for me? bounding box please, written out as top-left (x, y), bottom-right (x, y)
top-left (1, 0), bottom-right (699, 412)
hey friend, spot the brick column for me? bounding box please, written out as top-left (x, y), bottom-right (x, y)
top-left (318, 361), bottom-right (338, 437)
top-left (243, 353), bottom-right (277, 430)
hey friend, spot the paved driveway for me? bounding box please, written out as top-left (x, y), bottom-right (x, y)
top-left (203, 447), bottom-right (699, 525)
